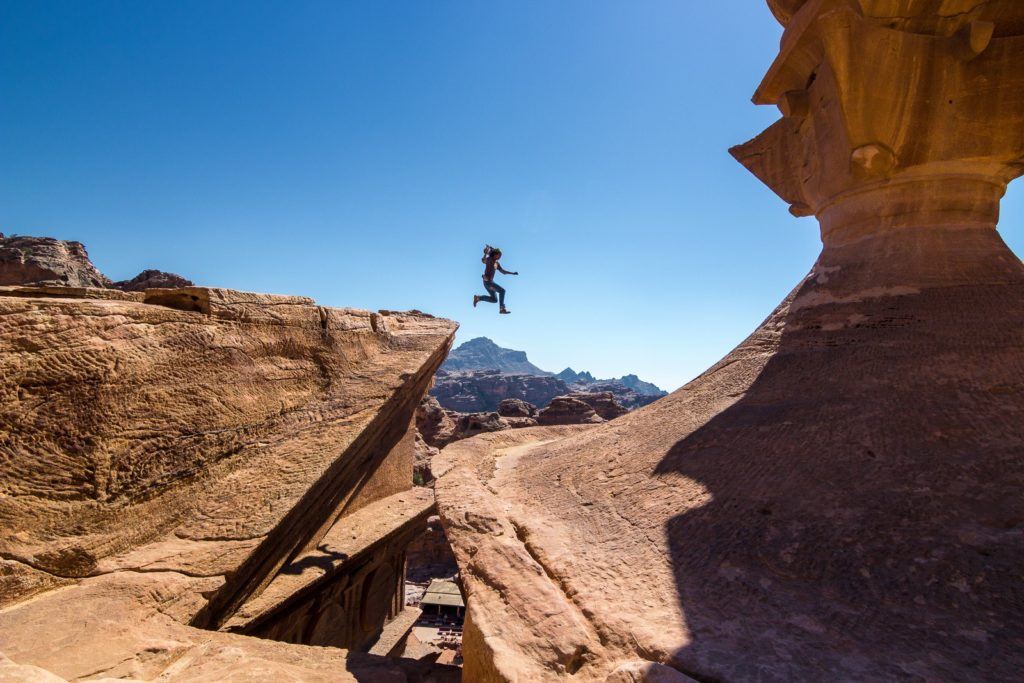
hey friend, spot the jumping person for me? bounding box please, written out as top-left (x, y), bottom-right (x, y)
top-left (473, 245), bottom-right (518, 314)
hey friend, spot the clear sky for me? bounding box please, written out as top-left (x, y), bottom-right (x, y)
top-left (3, 1), bottom-right (1023, 391)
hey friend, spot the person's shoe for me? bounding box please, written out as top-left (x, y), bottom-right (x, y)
top-left (499, 307), bottom-right (511, 314)
top-left (473, 295), bottom-right (479, 308)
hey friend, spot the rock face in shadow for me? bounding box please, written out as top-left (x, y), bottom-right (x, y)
top-left (0, 284), bottom-right (459, 679)
top-left (569, 392), bottom-right (628, 421)
top-left (0, 235), bottom-right (111, 288)
top-left (497, 398), bottom-right (538, 418)
top-left (537, 396), bottom-right (604, 425)
top-left (416, 395), bottom-right (460, 448)
top-left (435, 3), bottom-right (1024, 681)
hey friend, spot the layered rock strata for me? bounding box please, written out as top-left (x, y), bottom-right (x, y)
top-left (436, 2), bottom-right (1024, 681)
top-left (0, 285), bottom-right (458, 679)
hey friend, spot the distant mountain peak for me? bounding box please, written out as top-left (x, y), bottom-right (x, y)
top-left (555, 367), bottom-right (579, 382)
top-left (463, 336), bottom-right (499, 347)
top-left (440, 337), bottom-right (667, 403)
top-left (557, 367), bottom-right (596, 383)
top-left (441, 337), bottom-right (551, 376)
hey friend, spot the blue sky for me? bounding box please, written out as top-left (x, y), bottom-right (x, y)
top-left (3, 1), bottom-right (1023, 390)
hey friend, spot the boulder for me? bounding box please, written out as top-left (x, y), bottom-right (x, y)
top-left (497, 397), bottom-right (537, 417)
top-left (536, 396), bottom-right (605, 425)
top-left (455, 411), bottom-right (511, 437)
top-left (416, 395), bottom-right (458, 448)
top-left (568, 391), bottom-right (628, 421)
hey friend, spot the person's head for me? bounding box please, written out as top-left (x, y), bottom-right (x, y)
top-left (490, 248), bottom-right (502, 260)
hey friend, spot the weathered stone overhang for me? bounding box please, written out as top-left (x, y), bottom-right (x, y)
top-left (0, 284), bottom-right (459, 680)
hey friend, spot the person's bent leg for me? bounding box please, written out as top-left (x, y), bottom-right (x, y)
top-left (479, 282), bottom-right (498, 304)
top-left (493, 283), bottom-right (506, 308)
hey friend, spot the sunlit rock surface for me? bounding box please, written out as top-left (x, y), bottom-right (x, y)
top-left (0, 285), bottom-right (458, 680)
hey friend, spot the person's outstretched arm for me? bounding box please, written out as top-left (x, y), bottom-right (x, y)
top-left (496, 262), bottom-right (519, 275)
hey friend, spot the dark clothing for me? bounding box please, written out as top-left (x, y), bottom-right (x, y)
top-left (483, 255), bottom-right (498, 281)
top-left (479, 279), bottom-right (505, 307)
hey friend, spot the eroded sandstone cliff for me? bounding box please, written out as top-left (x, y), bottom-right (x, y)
top-left (0, 284), bottom-right (459, 680)
top-left (0, 235), bottom-right (111, 288)
top-left (435, 2), bottom-right (1024, 681)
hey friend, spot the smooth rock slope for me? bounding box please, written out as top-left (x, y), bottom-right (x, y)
top-left (435, 2), bottom-right (1024, 681)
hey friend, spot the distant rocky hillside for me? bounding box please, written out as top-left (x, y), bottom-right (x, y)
top-left (432, 337), bottom-right (667, 412)
top-left (0, 233), bottom-right (193, 291)
top-left (431, 369), bottom-right (567, 413)
top-left (440, 336), bottom-right (551, 375)
top-left (557, 367), bottom-right (666, 401)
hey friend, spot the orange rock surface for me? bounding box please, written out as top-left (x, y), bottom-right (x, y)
top-left (0, 285), bottom-right (458, 680)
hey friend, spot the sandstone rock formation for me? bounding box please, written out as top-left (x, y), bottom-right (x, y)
top-left (0, 235), bottom-right (111, 288)
top-left (413, 395), bottom-right (544, 480)
top-left (497, 398), bottom-right (538, 418)
top-left (0, 285), bottom-right (459, 679)
top-left (416, 395), bottom-right (459, 448)
top-left (573, 381), bottom-right (661, 410)
top-left (112, 268), bottom-right (194, 291)
top-left (536, 395), bottom-right (604, 426)
top-left (413, 429), bottom-right (441, 485)
top-left (569, 391), bottom-right (628, 421)
top-left (435, 3), bottom-right (1024, 681)
top-left (457, 411), bottom-right (511, 434)
top-left (0, 234), bottom-right (197, 295)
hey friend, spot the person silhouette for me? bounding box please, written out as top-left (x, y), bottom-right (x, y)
top-left (473, 245), bottom-right (518, 314)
